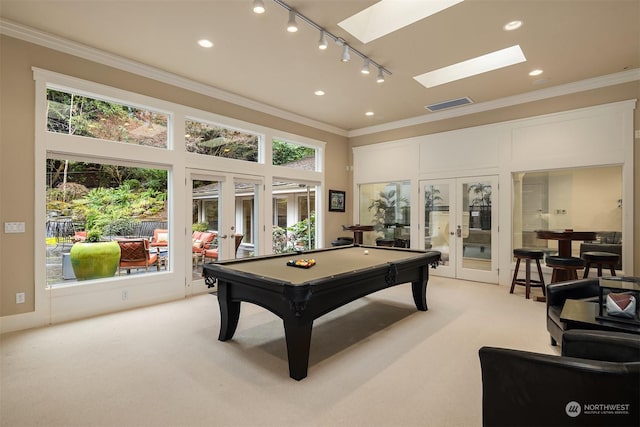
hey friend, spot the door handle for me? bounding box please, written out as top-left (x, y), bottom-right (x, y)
top-left (219, 234), bottom-right (228, 239)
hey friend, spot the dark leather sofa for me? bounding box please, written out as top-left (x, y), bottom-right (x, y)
top-left (546, 278), bottom-right (600, 346)
top-left (580, 231), bottom-right (622, 270)
top-left (479, 330), bottom-right (640, 427)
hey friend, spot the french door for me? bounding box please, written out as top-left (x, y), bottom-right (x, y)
top-left (188, 170), bottom-right (262, 294)
top-left (420, 176), bottom-right (498, 283)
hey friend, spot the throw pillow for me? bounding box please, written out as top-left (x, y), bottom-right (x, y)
top-left (606, 293), bottom-right (636, 319)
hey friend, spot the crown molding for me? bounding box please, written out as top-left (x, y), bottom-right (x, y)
top-left (348, 68), bottom-right (640, 137)
top-left (0, 18), bottom-right (348, 137)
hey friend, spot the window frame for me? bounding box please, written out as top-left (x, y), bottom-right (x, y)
top-left (33, 67), bottom-right (327, 326)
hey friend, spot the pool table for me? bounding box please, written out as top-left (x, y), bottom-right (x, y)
top-left (203, 245), bottom-right (441, 380)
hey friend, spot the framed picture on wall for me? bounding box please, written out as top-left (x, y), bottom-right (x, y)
top-left (329, 190), bottom-right (346, 212)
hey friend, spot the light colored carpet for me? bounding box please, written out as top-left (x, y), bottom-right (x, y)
top-left (1, 276), bottom-right (556, 427)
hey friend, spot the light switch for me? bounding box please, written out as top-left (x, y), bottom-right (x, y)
top-left (4, 222), bottom-right (26, 233)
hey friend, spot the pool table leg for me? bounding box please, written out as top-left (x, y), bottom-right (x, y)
top-left (217, 281), bottom-right (241, 341)
top-left (283, 319), bottom-right (313, 381)
top-left (411, 279), bottom-right (428, 311)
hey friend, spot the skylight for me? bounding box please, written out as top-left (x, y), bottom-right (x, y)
top-left (338, 0), bottom-right (464, 44)
top-left (413, 45), bottom-right (527, 88)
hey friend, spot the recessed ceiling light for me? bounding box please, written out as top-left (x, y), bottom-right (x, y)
top-left (197, 39), bottom-right (214, 48)
top-left (365, 111), bottom-right (374, 116)
top-left (503, 20), bottom-right (522, 31)
top-left (314, 90), bottom-right (325, 96)
top-left (339, 0), bottom-right (464, 44)
top-left (413, 45), bottom-right (527, 88)
top-left (529, 69), bottom-right (544, 76)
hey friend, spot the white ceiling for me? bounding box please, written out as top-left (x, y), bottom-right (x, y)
top-left (1, 0), bottom-right (639, 132)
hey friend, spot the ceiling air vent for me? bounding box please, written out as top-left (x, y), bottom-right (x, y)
top-left (425, 97), bottom-right (473, 112)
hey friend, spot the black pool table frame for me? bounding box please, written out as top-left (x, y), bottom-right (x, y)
top-left (203, 245), bottom-right (440, 380)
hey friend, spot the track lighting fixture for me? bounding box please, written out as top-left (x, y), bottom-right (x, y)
top-left (361, 59), bottom-right (370, 75)
top-left (252, 0), bottom-right (265, 14)
top-left (287, 10), bottom-right (298, 32)
top-left (255, 0), bottom-right (391, 81)
top-left (318, 30), bottom-right (328, 50)
top-left (341, 44), bottom-right (351, 62)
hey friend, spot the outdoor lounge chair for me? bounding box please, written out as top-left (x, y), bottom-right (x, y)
top-left (117, 238), bottom-right (159, 274)
top-left (204, 234), bottom-right (243, 262)
top-left (149, 228), bottom-right (169, 247)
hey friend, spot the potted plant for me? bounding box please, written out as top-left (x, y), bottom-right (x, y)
top-left (368, 189), bottom-right (408, 239)
top-left (69, 229), bottom-right (121, 280)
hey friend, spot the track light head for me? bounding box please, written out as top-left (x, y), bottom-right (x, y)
top-left (318, 30), bottom-right (328, 50)
top-left (287, 11), bottom-right (298, 32)
top-left (376, 67), bottom-right (385, 83)
top-left (361, 59), bottom-right (371, 75)
top-left (252, 0), bottom-right (265, 14)
top-left (341, 44), bottom-right (351, 62)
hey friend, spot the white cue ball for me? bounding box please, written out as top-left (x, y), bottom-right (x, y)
top-left (364, 250), bottom-right (369, 255)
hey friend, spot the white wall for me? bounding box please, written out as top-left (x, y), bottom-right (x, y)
top-left (353, 100), bottom-right (636, 285)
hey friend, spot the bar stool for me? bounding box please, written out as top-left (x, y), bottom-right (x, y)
top-left (546, 256), bottom-right (585, 283)
top-left (510, 249), bottom-right (545, 299)
top-left (582, 251), bottom-right (619, 278)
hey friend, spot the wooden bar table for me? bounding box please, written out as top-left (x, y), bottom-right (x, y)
top-left (342, 224), bottom-right (374, 245)
top-left (536, 229), bottom-right (597, 281)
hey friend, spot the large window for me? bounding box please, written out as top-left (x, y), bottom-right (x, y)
top-left (359, 181), bottom-right (411, 246)
top-left (35, 69), bottom-right (325, 326)
top-left (46, 158), bottom-right (168, 286)
top-left (47, 89), bottom-right (168, 148)
top-left (272, 180), bottom-right (317, 253)
top-left (185, 119), bottom-right (259, 161)
top-left (513, 165), bottom-right (622, 266)
top-left (272, 139), bottom-right (317, 171)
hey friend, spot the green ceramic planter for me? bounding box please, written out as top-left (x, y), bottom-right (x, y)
top-left (70, 241), bottom-right (121, 281)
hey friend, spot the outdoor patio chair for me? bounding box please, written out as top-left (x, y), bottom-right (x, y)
top-left (117, 238), bottom-right (159, 274)
top-left (149, 228), bottom-right (169, 247)
top-left (192, 231), bottom-right (216, 256)
top-left (204, 234), bottom-right (243, 262)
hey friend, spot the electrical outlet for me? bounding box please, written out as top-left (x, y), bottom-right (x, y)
top-left (122, 290), bottom-right (128, 301)
top-left (16, 292), bottom-right (25, 304)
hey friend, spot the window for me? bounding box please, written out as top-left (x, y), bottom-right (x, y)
top-left (512, 165), bottom-right (622, 263)
top-left (273, 198), bottom-right (287, 228)
top-left (272, 180), bottom-right (317, 253)
top-left (35, 69), bottom-right (326, 326)
top-left (46, 158), bottom-right (168, 286)
top-left (359, 181), bottom-right (411, 245)
top-left (192, 180), bottom-right (220, 231)
top-left (47, 89), bottom-right (168, 148)
top-left (272, 139), bottom-right (317, 171)
top-left (185, 119), bottom-right (259, 162)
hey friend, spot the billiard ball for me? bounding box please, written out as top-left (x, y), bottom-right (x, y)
top-left (364, 250), bottom-right (369, 255)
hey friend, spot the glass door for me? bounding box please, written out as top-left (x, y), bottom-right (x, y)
top-left (232, 177), bottom-right (262, 260)
top-left (422, 179), bottom-right (455, 277)
top-left (421, 176), bottom-right (498, 283)
top-left (188, 171), bottom-right (262, 294)
top-left (189, 173), bottom-right (222, 294)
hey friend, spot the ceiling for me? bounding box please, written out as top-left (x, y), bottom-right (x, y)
top-left (1, 0), bottom-right (639, 132)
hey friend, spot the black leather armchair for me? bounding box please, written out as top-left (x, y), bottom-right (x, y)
top-left (479, 330), bottom-right (640, 427)
top-left (546, 278), bottom-right (600, 346)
